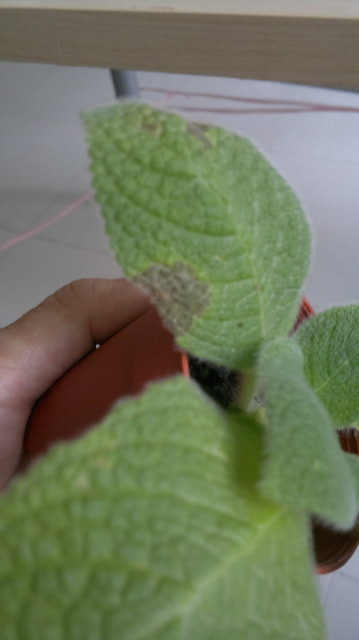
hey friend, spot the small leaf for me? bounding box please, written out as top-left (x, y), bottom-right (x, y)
top-left (83, 103), bottom-right (310, 368)
top-left (295, 305), bottom-right (359, 426)
top-left (258, 338), bottom-right (356, 528)
top-left (0, 378), bottom-right (325, 639)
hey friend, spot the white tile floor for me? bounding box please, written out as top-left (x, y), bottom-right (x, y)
top-left (1, 62), bottom-right (359, 638)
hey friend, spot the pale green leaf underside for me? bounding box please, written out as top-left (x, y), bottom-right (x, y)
top-left (0, 378), bottom-right (324, 639)
top-left (295, 305), bottom-right (359, 426)
top-left (259, 338), bottom-right (356, 528)
top-left (83, 103), bottom-right (310, 368)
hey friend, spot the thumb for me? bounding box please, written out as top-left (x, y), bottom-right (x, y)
top-left (1, 278), bottom-right (150, 406)
top-left (0, 278), bottom-right (149, 486)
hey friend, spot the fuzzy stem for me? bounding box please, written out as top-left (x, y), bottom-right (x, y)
top-left (236, 369), bottom-right (258, 412)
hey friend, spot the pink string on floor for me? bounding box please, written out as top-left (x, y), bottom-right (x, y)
top-left (167, 106), bottom-right (319, 115)
top-left (157, 91), bottom-right (177, 107)
top-left (141, 86), bottom-right (359, 115)
top-left (0, 191), bottom-right (93, 253)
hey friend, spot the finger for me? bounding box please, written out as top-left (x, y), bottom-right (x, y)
top-left (0, 278), bottom-right (150, 487)
top-left (0, 278), bottom-right (150, 409)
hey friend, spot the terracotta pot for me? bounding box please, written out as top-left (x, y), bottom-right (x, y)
top-left (293, 297), bottom-right (315, 330)
top-left (313, 429), bottom-right (359, 574)
top-left (23, 305), bottom-right (187, 463)
top-left (22, 297), bottom-right (315, 462)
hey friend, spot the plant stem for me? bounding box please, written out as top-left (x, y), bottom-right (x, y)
top-left (236, 369), bottom-right (258, 412)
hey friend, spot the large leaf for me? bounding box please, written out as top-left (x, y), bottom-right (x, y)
top-left (83, 103), bottom-right (310, 368)
top-left (258, 338), bottom-right (356, 528)
top-left (0, 377), bottom-right (325, 639)
top-left (295, 305), bottom-right (359, 426)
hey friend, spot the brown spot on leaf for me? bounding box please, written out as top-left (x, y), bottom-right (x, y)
top-left (134, 262), bottom-right (211, 336)
top-left (187, 122), bottom-right (213, 149)
top-left (142, 121), bottom-right (162, 136)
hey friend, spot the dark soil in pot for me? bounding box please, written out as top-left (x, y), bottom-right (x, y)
top-left (188, 355), bottom-right (240, 409)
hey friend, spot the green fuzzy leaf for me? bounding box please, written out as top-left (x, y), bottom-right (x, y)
top-left (295, 305), bottom-right (359, 427)
top-left (258, 338), bottom-right (356, 528)
top-left (0, 378), bottom-right (325, 639)
top-left (227, 409), bottom-right (265, 487)
top-left (83, 103), bottom-right (310, 368)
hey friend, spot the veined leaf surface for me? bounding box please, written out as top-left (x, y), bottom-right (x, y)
top-left (84, 103), bottom-right (310, 368)
top-left (0, 378), bottom-right (324, 639)
top-left (295, 305), bottom-right (359, 426)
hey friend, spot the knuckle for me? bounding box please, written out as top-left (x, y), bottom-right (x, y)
top-left (42, 279), bottom-right (92, 315)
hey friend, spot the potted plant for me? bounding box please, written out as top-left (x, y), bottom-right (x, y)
top-left (1, 102), bottom-right (358, 639)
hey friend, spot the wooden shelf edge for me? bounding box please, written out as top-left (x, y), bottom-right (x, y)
top-left (1, 7), bottom-right (359, 88)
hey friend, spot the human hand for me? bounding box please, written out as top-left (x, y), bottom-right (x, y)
top-left (0, 279), bottom-right (150, 489)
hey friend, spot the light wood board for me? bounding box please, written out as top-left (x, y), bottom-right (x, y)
top-left (1, 1), bottom-right (359, 87)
